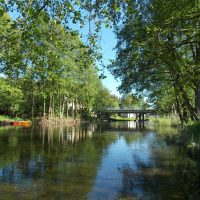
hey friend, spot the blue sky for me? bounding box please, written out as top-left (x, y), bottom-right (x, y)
top-left (97, 28), bottom-right (121, 97)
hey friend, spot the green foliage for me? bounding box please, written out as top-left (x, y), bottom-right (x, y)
top-left (0, 79), bottom-right (23, 115)
top-left (109, 0), bottom-right (200, 123)
top-left (0, 9), bottom-right (115, 119)
top-left (93, 87), bottom-right (119, 112)
top-left (5, 0), bottom-right (200, 121)
top-left (120, 94), bottom-right (148, 109)
top-left (0, 115), bottom-right (23, 121)
top-left (186, 121), bottom-right (200, 135)
top-left (150, 117), bottom-right (180, 127)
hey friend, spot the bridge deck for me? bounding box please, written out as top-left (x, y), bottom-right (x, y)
top-left (104, 109), bottom-right (154, 114)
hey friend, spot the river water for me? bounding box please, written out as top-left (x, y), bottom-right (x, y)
top-left (0, 121), bottom-right (199, 200)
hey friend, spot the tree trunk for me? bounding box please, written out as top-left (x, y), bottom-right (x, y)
top-left (31, 90), bottom-right (35, 119)
top-left (61, 96), bottom-right (65, 118)
top-left (194, 41), bottom-right (200, 119)
top-left (52, 95), bottom-right (55, 117)
top-left (195, 80), bottom-right (200, 118)
top-left (75, 98), bottom-right (77, 119)
top-left (43, 97), bottom-right (46, 117)
top-left (71, 100), bottom-right (74, 118)
top-left (179, 85), bottom-right (198, 121)
top-left (173, 80), bottom-right (185, 123)
top-left (66, 101), bottom-right (68, 118)
top-left (191, 40), bottom-right (200, 120)
top-left (59, 93), bottom-right (62, 118)
top-left (175, 94), bottom-right (184, 123)
top-left (48, 97), bottom-right (51, 117)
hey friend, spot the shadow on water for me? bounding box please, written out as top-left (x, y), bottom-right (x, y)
top-left (0, 121), bottom-right (199, 199)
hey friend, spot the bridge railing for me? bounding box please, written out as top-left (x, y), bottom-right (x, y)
top-left (103, 109), bottom-right (155, 113)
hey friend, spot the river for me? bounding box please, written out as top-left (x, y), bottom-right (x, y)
top-left (0, 121), bottom-right (199, 200)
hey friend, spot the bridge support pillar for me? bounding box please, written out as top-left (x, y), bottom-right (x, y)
top-left (139, 113), bottom-right (141, 121)
top-left (142, 113), bottom-right (144, 121)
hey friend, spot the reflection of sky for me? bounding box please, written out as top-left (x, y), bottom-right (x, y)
top-left (88, 132), bottom-right (157, 200)
top-left (0, 156), bottom-right (45, 189)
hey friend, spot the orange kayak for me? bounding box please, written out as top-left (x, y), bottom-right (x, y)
top-left (11, 121), bottom-right (31, 127)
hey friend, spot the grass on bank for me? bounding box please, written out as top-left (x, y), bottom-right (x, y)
top-left (110, 114), bottom-right (149, 121)
top-left (149, 116), bottom-right (180, 127)
top-left (110, 116), bottom-right (135, 121)
top-left (0, 115), bottom-right (24, 122)
top-left (150, 116), bottom-right (200, 131)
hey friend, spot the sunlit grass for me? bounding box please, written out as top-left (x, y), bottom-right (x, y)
top-left (0, 115), bottom-right (23, 122)
top-left (149, 117), bottom-right (180, 127)
top-left (110, 114), bottom-right (149, 121)
top-left (110, 116), bottom-right (135, 121)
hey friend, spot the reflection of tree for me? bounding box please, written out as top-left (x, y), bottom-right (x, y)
top-left (39, 124), bottom-right (94, 147)
top-left (108, 121), bottom-right (147, 131)
top-left (150, 123), bottom-right (180, 136)
top-left (1, 123), bottom-right (199, 199)
top-left (118, 143), bottom-right (200, 200)
top-left (0, 124), bottom-right (118, 199)
top-left (165, 132), bottom-right (200, 200)
top-left (123, 132), bottom-right (144, 145)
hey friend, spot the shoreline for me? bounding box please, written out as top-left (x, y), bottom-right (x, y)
top-left (0, 115), bottom-right (83, 127)
top-left (0, 115), bottom-right (199, 129)
top-left (34, 117), bottom-right (81, 126)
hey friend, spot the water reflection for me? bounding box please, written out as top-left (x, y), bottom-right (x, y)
top-left (0, 122), bottom-right (199, 199)
top-left (0, 124), bottom-right (102, 199)
top-left (39, 124), bottom-right (95, 147)
top-left (98, 121), bottom-right (147, 132)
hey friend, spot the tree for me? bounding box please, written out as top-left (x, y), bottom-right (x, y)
top-left (109, 0), bottom-right (200, 123)
top-left (0, 78), bottom-right (23, 115)
top-left (93, 86), bottom-right (119, 112)
top-left (0, 10), bottom-right (113, 119)
top-left (120, 94), bottom-right (142, 109)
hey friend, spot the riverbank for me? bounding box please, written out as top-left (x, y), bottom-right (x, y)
top-left (0, 115), bottom-right (83, 126)
top-left (0, 115), bottom-right (24, 122)
top-left (0, 115), bottom-right (31, 127)
top-left (110, 115), bottom-right (149, 121)
top-left (152, 117), bottom-right (200, 128)
top-left (1, 114), bottom-right (200, 129)
top-left (110, 116), bottom-right (136, 121)
top-left (34, 117), bottom-right (81, 126)
top-left (149, 117), bottom-right (181, 127)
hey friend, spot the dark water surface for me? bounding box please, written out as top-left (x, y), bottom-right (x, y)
top-left (0, 122), bottom-right (199, 200)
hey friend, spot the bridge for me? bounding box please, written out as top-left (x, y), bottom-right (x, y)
top-left (101, 109), bottom-right (155, 121)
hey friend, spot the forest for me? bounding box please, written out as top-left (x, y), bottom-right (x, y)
top-left (0, 5), bottom-right (120, 119)
top-left (0, 0), bottom-right (200, 124)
